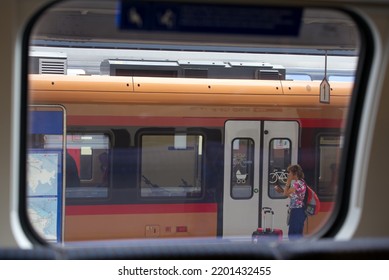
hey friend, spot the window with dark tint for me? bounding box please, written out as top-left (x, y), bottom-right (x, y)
top-left (65, 133), bottom-right (111, 199)
top-left (140, 134), bottom-right (203, 198)
top-left (317, 135), bottom-right (341, 198)
top-left (231, 138), bottom-right (254, 199)
top-left (268, 139), bottom-right (291, 198)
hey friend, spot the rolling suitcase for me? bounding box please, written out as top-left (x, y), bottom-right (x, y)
top-left (252, 207), bottom-right (283, 243)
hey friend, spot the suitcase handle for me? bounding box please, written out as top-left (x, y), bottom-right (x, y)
top-left (262, 207), bottom-right (274, 232)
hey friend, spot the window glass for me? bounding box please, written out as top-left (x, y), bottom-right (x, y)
top-left (268, 139), bottom-right (291, 198)
top-left (140, 134), bottom-right (203, 198)
top-left (65, 133), bottom-right (111, 199)
top-left (317, 135), bottom-right (341, 198)
top-left (231, 139), bottom-right (254, 199)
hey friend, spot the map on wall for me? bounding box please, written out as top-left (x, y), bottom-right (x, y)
top-left (27, 151), bottom-right (62, 242)
top-left (28, 107), bottom-right (65, 243)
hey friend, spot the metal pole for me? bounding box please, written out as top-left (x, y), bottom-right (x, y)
top-left (324, 50), bottom-right (328, 79)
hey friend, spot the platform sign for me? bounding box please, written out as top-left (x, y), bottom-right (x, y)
top-left (320, 77), bottom-right (331, 104)
top-left (27, 106), bottom-right (65, 243)
top-left (117, 1), bottom-right (302, 36)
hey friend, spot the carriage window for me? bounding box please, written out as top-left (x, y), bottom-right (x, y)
top-left (268, 139), bottom-right (291, 198)
top-left (65, 133), bottom-right (111, 199)
top-left (231, 139), bottom-right (254, 199)
top-left (317, 135), bottom-right (341, 198)
top-left (140, 134), bottom-right (203, 198)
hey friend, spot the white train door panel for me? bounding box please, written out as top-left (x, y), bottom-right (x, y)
top-left (262, 121), bottom-right (299, 239)
top-left (223, 121), bottom-right (261, 239)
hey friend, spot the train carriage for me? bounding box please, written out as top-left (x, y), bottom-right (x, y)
top-left (28, 74), bottom-right (351, 242)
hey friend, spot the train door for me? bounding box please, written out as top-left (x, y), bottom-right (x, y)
top-left (222, 120), bottom-right (299, 239)
top-left (262, 121), bottom-right (299, 239)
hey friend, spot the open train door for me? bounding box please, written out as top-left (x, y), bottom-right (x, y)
top-left (222, 120), bottom-right (299, 240)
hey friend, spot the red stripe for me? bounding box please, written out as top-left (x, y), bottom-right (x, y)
top-left (67, 116), bottom-right (226, 127)
top-left (65, 203), bottom-right (218, 216)
top-left (300, 118), bottom-right (343, 128)
top-left (66, 201), bottom-right (333, 216)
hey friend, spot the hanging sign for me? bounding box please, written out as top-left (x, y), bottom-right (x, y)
top-left (320, 77), bottom-right (330, 104)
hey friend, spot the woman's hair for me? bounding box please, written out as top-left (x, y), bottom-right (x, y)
top-left (287, 164), bottom-right (304, 179)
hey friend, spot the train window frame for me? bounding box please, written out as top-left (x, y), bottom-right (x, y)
top-left (19, 0), bottom-right (374, 245)
top-left (230, 138), bottom-right (255, 200)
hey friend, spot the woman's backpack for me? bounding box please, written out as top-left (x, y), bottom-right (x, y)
top-left (303, 184), bottom-right (321, 216)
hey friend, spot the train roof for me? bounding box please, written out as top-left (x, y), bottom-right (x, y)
top-left (29, 74), bottom-right (352, 107)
